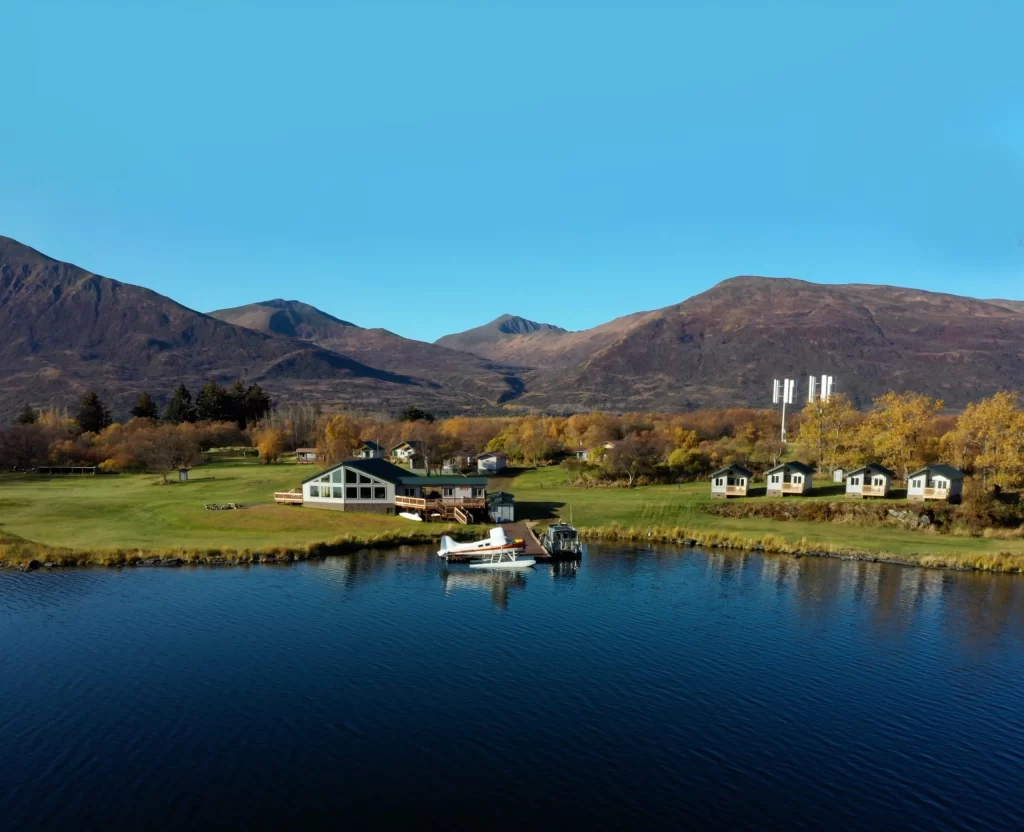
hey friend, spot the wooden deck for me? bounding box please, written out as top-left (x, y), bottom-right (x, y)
top-left (274, 489), bottom-right (303, 505)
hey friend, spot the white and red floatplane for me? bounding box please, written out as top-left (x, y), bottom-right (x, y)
top-left (437, 527), bottom-right (535, 569)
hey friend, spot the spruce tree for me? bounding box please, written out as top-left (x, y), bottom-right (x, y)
top-left (164, 384), bottom-right (196, 424)
top-left (15, 404), bottom-right (38, 425)
top-left (130, 391), bottom-right (159, 420)
top-left (227, 380), bottom-right (248, 428)
top-left (244, 384), bottom-right (271, 426)
top-left (78, 391), bottom-right (111, 434)
top-left (196, 379), bottom-right (228, 422)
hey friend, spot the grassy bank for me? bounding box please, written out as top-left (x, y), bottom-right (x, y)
top-left (3, 457), bottom-right (1024, 572)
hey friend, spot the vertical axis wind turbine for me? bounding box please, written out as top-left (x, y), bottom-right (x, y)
top-left (773, 378), bottom-right (796, 442)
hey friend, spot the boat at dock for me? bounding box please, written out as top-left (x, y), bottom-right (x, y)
top-left (541, 523), bottom-right (584, 558)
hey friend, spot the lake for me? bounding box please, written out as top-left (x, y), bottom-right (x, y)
top-left (2, 546), bottom-right (1023, 830)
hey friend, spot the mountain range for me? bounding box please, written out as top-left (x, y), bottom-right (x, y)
top-left (2, 234), bottom-right (1023, 422)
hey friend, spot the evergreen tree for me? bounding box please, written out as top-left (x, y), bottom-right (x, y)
top-left (399, 406), bottom-right (435, 423)
top-left (77, 391), bottom-right (111, 434)
top-left (164, 384), bottom-right (196, 424)
top-left (244, 383), bottom-right (271, 426)
top-left (227, 380), bottom-right (248, 428)
top-left (130, 391), bottom-right (159, 420)
top-left (15, 404), bottom-right (38, 425)
top-left (196, 379), bottom-right (229, 422)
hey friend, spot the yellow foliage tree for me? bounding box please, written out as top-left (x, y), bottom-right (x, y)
top-left (252, 425), bottom-right (286, 464)
top-left (796, 393), bottom-right (860, 474)
top-left (319, 414), bottom-right (361, 465)
top-left (858, 392), bottom-right (943, 481)
top-left (941, 392), bottom-right (1024, 489)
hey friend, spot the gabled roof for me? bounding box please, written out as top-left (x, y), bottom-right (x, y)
top-left (766, 461), bottom-right (816, 476)
top-left (295, 448), bottom-right (318, 454)
top-left (909, 464), bottom-right (965, 480)
top-left (391, 440), bottom-right (422, 451)
top-left (487, 491), bottom-right (515, 503)
top-left (846, 463), bottom-right (897, 479)
top-left (478, 451), bottom-right (508, 459)
top-left (710, 464), bottom-right (753, 479)
top-left (302, 457), bottom-right (412, 485)
top-left (360, 440), bottom-right (384, 451)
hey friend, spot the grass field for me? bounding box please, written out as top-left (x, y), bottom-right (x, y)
top-left (2, 456), bottom-right (1023, 571)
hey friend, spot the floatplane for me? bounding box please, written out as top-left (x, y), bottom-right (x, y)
top-left (437, 527), bottom-right (535, 569)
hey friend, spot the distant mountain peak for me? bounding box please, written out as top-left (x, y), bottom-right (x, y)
top-left (491, 314), bottom-right (567, 336)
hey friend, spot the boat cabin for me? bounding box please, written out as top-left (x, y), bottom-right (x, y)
top-left (765, 461), bottom-right (815, 496)
top-left (542, 523), bottom-right (583, 558)
top-left (845, 464), bottom-right (895, 499)
top-left (907, 465), bottom-right (964, 503)
top-left (710, 464), bottom-right (753, 498)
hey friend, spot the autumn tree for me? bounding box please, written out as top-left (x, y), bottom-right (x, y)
top-left (140, 424), bottom-right (203, 482)
top-left (77, 392), bottom-right (111, 434)
top-left (251, 425), bottom-right (287, 464)
top-left (603, 433), bottom-right (661, 487)
top-left (858, 392), bottom-right (943, 481)
top-left (941, 392), bottom-right (1024, 489)
top-left (796, 393), bottom-right (860, 474)
top-left (319, 414), bottom-right (362, 465)
top-left (130, 392), bottom-right (159, 420)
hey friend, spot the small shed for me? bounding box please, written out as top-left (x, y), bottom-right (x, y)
top-left (907, 465), bottom-right (965, 503)
top-left (487, 491), bottom-right (515, 523)
top-left (477, 451), bottom-right (508, 474)
top-left (846, 464), bottom-right (896, 499)
top-left (832, 468), bottom-right (845, 483)
top-left (710, 464), bottom-right (753, 498)
top-left (766, 461), bottom-right (815, 496)
top-left (178, 468), bottom-right (190, 482)
top-left (296, 448), bottom-right (319, 464)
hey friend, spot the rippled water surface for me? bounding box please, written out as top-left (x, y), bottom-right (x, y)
top-left (3, 546), bottom-right (1024, 830)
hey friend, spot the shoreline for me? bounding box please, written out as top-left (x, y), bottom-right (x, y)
top-left (3, 524), bottom-right (1024, 574)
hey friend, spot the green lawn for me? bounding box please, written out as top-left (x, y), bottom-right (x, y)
top-left (2, 456), bottom-right (1023, 568)
top-left (0, 453), bottom-right (442, 551)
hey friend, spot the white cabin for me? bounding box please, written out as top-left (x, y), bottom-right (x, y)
top-left (710, 464), bottom-right (753, 498)
top-left (477, 451), bottom-right (508, 474)
top-left (356, 441), bottom-right (385, 460)
top-left (766, 461), bottom-right (815, 496)
top-left (907, 465), bottom-right (964, 503)
top-left (845, 464), bottom-right (895, 499)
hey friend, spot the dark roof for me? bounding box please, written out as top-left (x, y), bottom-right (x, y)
top-left (360, 440), bottom-right (383, 451)
top-left (478, 451), bottom-right (508, 459)
top-left (295, 448), bottom-right (318, 454)
top-left (766, 461), bottom-right (816, 476)
top-left (847, 463), bottom-right (897, 479)
top-left (303, 458), bottom-right (488, 486)
top-left (487, 491), bottom-right (515, 504)
top-left (391, 440), bottom-right (422, 451)
top-left (909, 464), bottom-right (965, 480)
top-left (710, 464), bottom-right (753, 479)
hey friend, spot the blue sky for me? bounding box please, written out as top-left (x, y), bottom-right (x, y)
top-left (3, 1), bottom-right (1022, 341)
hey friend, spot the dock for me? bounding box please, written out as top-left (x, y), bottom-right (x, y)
top-left (502, 521), bottom-right (553, 562)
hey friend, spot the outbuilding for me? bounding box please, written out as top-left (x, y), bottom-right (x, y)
top-left (907, 465), bottom-right (965, 503)
top-left (845, 464), bottom-right (895, 499)
top-left (477, 451), bottom-right (508, 474)
top-left (295, 448), bottom-right (319, 464)
top-left (487, 491), bottom-right (516, 523)
top-left (710, 464), bottom-right (753, 498)
top-left (356, 441), bottom-right (386, 460)
top-left (765, 461), bottom-right (815, 496)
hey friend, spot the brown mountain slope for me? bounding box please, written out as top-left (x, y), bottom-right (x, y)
top-left (434, 314), bottom-right (568, 362)
top-left (0, 238), bottom-right (511, 420)
top-left (208, 300), bottom-right (524, 404)
top-left (507, 277), bottom-right (1024, 410)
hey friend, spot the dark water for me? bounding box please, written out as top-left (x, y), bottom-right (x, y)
top-left (2, 547), bottom-right (1024, 831)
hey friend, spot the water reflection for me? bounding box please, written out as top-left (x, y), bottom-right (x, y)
top-left (439, 567), bottom-right (527, 609)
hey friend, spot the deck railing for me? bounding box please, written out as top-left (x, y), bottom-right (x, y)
top-left (861, 485), bottom-right (887, 496)
top-left (274, 489), bottom-right (303, 505)
top-left (724, 485), bottom-right (747, 495)
top-left (922, 487), bottom-right (949, 499)
top-left (394, 495), bottom-right (486, 510)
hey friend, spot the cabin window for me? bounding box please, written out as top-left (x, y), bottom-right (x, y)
top-left (374, 487), bottom-right (386, 499)
top-left (320, 476), bottom-right (330, 483)
top-left (359, 474), bottom-right (371, 484)
top-left (309, 486), bottom-right (319, 497)
top-left (873, 477), bottom-right (884, 487)
top-left (793, 475), bottom-right (802, 484)
top-left (849, 477), bottom-right (860, 486)
top-left (333, 487), bottom-right (343, 499)
top-left (360, 487), bottom-right (371, 499)
top-left (472, 487), bottom-right (485, 498)
top-left (770, 475), bottom-right (779, 484)
top-left (346, 470), bottom-right (357, 484)
top-left (332, 470), bottom-right (342, 483)
top-left (443, 487), bottom-right (454, 498)
top-left (346, 487), bottom-right (357, 499)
